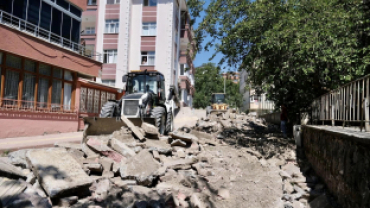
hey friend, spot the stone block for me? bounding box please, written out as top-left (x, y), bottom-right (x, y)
top-left (141, 122), bottom-right (159, 137)
top-left (171, 139), bottom-right (187, 147)
top-left (0, 160), bottom-right (27, 180)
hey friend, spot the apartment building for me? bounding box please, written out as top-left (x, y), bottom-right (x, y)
top-left (0, 0), bottom-right (123, 138)
top-left (81, 0), bottom-right (196, 107)
top-left (239, 69), bottom-right (275, 114)
top-left (222, 72), bottom-right (240, 84)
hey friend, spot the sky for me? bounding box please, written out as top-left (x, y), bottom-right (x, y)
top-left (191, 0), bottom-right (228, 72)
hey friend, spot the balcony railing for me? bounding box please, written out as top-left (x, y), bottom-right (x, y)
top-left (0, 98), bottom-right (78, 114)
top-left (0, 10), bottom-right (102, 62)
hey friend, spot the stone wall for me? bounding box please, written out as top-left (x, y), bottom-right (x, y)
top-left (302, 125), bottom-right (370, 208)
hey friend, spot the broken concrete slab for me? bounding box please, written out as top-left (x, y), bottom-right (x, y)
top-left (121, 115), bottom-right (146, 142)
top-left (145, 140), bottom-right (172, 154)
top-left (141, 122), bottom-right (159, 137)
top-left (87, 138), bottom-right (113, 152)
top-left (170, 139), bottom-right (187, 147)
top-left (164, 158), bottom-right (198, 170)
top-left (120, 150), bottom-right (160, 186)
top-left (83, 163), bottom-right (103, 173)
top-left (0, 177), bottom-right (27, 207)
top-left (109, 138), bottom-right (136, 157)
top-left (169, 132), bottom-right (199, 143)
top-left (7, 149), bottom-right (30, 169)
top-left (0, 160), bottom-right (27, 179)
top-left (81, 143), bottom-right (99, 158)
top-left (26, 148), bottom-right (93, 199)
top-left (110, 177), bottom-right (136, 188)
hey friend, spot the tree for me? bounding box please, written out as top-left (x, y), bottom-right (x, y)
top-left (193, 63), bottom-right (242, 108)
top-left (194, 0), bottom-right (370, 122)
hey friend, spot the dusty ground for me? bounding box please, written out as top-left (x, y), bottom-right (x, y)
top-left (0, 110), bottom-right (339, 208)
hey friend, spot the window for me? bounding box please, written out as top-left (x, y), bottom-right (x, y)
top-left (105, 20), bottom-right (119, 33)
top-left (84, 27), bottom-right (95, 34)
top-left (126, 75), bottom-right (158, 94)
top-left (107, 0), bottom-right (120, 4)
top-left (144, 0), bottom-right (157, 6)
top-left (102, 80), bottom-right (116, 87)
top-left (4, 70), bottom-right (19, 104)
top-left (142, 23), bottom-right (156, 36)
top-left (103, 50), bottom-right (118, 63)
top-left (64, 83), bottom-right (72, 110)
top-left (23, 73), bottom-right (36, 106)
top-left (250, 95), bottom-right (261, 102)
top-left (179, 64), bottom-right (185, 75)
top-left (141, 52), bottom-right (155, 65)
top-left (6, 54), bottom-right (22, 69)
top-left (87, 0), bottom-right (97, 5)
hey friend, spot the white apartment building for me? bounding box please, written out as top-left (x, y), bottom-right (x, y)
top-left (81, 0), bottom-right (196, 107)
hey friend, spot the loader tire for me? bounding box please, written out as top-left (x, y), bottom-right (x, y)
top-left (100, 100), bottom-right (120, 118)
top-left (165, 111), bottom-right (174, 134)
top-left (151, 106), bottom-right (166, 135)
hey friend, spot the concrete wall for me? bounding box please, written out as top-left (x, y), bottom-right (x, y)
top-left (302, 125), bottom-right (370, 208)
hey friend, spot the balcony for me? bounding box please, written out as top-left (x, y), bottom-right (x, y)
top-left (0, 10), bottom-right (102, 62)
top-left (180, 24), bottom-right (196, 52)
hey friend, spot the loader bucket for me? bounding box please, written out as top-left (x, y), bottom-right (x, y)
top-left (82, 117), bottom-right (156, 142)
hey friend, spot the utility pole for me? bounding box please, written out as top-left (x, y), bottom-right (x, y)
top-left (224, 75), bottom-right (226, 94)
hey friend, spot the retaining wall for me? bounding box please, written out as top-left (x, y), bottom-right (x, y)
top-left (302, 125), bottom-right (370, 208)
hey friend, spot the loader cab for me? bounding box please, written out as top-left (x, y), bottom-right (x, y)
top-left (122, 70), bottom-right (166, 101)
top-left (211, 93), bottom-right (226, 104)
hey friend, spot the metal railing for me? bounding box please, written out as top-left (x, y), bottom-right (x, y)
top-left (311, 75), bottom-right (370, 131)
top-left (0, 10), bottom-right (102, 62)
top-left (0, 98), bottom-right (78, 114)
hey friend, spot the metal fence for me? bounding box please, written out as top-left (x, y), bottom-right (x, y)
top-left (311, 75), bottom-right (370, 131)
top-left (0, 10), bottom-right (102, 62)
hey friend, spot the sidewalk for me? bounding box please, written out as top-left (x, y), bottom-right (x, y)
top-left (0, 132), bottom-right (83, 153)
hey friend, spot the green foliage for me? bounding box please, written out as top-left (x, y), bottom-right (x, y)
top-left (193, 63), bottom-right (242, 108)
top-left (194, 0), bottom-right (370, 122)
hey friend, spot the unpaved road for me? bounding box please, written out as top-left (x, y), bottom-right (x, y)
top-left (174, 107), bottom-right (206, 130)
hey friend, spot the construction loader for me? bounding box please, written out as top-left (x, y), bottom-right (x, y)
top-left (205, 93), bottom-right (229, 117)
top-left (83, 70), bottom-right (179, 138)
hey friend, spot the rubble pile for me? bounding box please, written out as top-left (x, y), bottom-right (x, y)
top-left (0, 111), bottom-right (336, 208)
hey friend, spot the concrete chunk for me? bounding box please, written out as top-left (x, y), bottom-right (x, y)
top-left (26, 148), bottom-right (93, 199)
top-left (120, 150), bottom-right (160, 186)
top-left (141, 122), bottom-right (159, 137)
top-left (0, 160), bottom-right (27, 179)
top-left (121, 115), bottom-right (146, 142)
top-left (0, 177), bottom-right (27, 207)
top-left (170, 132), bottom-right (198, 143)
top-left (171, 139), bottom-right (187, 147)
top-left (109, 138), bottom-right (136, 157)
top-left (7, 149), bottom-right (30, 169)
top-left (164, 158), bottom-right (198, 170)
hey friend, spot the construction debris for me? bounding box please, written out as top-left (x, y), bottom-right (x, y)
top-left (0, 111), bottom-right (337, 208)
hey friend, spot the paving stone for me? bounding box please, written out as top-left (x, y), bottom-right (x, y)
top-left (26, 148), bottom-right (93, 199)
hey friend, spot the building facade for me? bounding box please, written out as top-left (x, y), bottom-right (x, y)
top-left (0, 0), bottom-right (123, 138)
top-left (222, 72), bottom-right (240, 84)
top-left (239, 69), bottom-right (275, 114)
top-left (80, 0), bottom-right (196, 107)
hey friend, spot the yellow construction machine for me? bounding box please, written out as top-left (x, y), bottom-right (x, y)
top-left (206, 93), bottom-right (229, 117)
